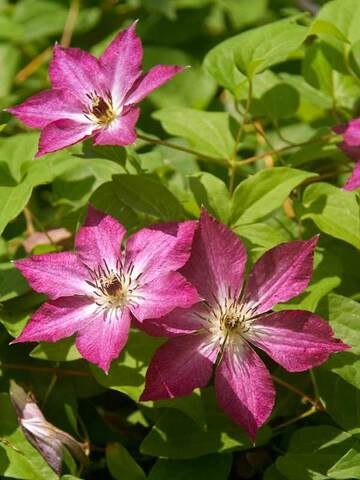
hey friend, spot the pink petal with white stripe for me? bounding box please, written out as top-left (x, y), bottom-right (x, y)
top-left (244, 237), bottom-right (318, 314)
top-left (182, 209), bottom-right (247, 301)
top-left (5, 89), bottom-right (84, 128)
top-left (15, 252), bottom-right (90, 299)
top-left (140, 333), bottom-right (218, 401)
top-left (215, 343), bottom-right (275, 441)
top-left (250, 310), bottom-right (350, 372)
top-left (75, 206), bottom-right (126, 270)
top-left (75, 307), bottom-right (131, 373)
top-left (36, 119), bottom-right (95, 157)
top-left (125, 220), bottom-right (196, 284)
top-left (124, 65), bottom-right (184, 105)
top-left (12, 297), bottom-right (95, 343)
top-left (130, 271), bottom-right (200, 322)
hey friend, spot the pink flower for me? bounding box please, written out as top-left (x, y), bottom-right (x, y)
top-left (10, 381), bottom-right (87, 475)
top-left (12, 207), bottom-right (199, 372)
top-left (6, 22), bottom-right (183, 157)
top-left (334, 122), bottom-right (360, 191)
top-left (140, 209), bottom-right (349, 440)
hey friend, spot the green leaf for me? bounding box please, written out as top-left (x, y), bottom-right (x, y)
top-left (153, 108), bottom-right (234, 159)
top-left (234, 222), bottom-right (291, 249)
top-left (0, 263), bottom-right (29, 302)
top-left (328, 445), bottom-right (360, 479)
top-left (106, 443), bottom-right (145, 480)
top-left (231, 167), bottom-right (314, 225)
top-left (30, 337), bottom-right (81, 362)
top-left (218, 0), bottom-right (267, 29)
top-left (309, 19), bottom-right (350, 43)
top-left (301, 183), bottom-right (360, 249)
top-left (0, 45), bottom-right (20, 98)
top-left (317, 0), bottom-right (360, 44)
top-left (148, 454), bottom-right (232, 480)
top-left (112, 174), bottom-right (186, 221)
top-left (276, 426), bottom-right (355, 480)
top-left (258, 83), bottom-right (300, 119)
top-left (188, 172), bottom-right (231, 223)
top-left (204, 18), bottom-right (307, 89)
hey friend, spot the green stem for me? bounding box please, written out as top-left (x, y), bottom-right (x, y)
top-left (273, 406), bottom-right (317, 432)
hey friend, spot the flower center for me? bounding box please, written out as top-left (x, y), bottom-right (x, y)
top-left (219, 302), bottom-right (252, 335)
top-left (84, 91), bottom-right (117, 126)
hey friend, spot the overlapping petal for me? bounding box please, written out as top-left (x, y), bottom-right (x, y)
top-left (36, 119), bottom-right (95, 157)
top-left (130, 271), bottom-right (200, 322)
top-left (75, 308), bottom-right (131, 373)
top-left (15, 252), bottom-right (91, 299)
top-left (12, 297), bottom-right (95, 343)
top-left (140, 333), bottom-right (218, 401)
top-left (125, 220), bottom-right (196, 283)
top-left (93, 108), bottom-right (139, 146)
top-left (215, 344), bottom-right (275, 441)
top-left (244, 237), bottom-right (318, 314)
top-left (75, 206), bottom-right (126, 270)
top-left (250, 310), bottom-right (349, 372)
top-left (344, 161), bottom-right (360, 191)
top-left (5, 89), bottom-right (84, 128)
top-left (182, 209), bottom-right (247, 302)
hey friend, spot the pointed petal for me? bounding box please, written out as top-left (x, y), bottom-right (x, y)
top-left (125, 220), bottom-right (196, 284)
top-left (182, 209), bottom-right (247, 302)
top-left (49, 45), bottom-right (106, 101)
top-left (130, 271), bottom-right (199, 322)
top-left (36, 119), bottom-right (95, 157)
top-left (92, 108), bottom-right (139, 146)
top-left (6, 89), bottom-right (84, 128)
top-left (75, 307), bottom-right (131, 373)
top-left (15, 253), bottom-right (91, 299)
top-left (140, 333), bottom-right (218, 401)
top-left (124, 65), bottom-right (184, 105)
top-left (244, 237), bottom-right (318, 314)
top-left (250, 310), bottom-right (349, 372)
top-left (13, 297), bottom-right (95, 343)
top-left (344, 162), bottom-right (360, 191)
top-left (137, 304), bottom-right (206, 337)
top-left (99, 22), bottom-right (143, 108)
top-left (342, 118), bottom-right (360, 146)
top-left (215, 343), bottom-right (275, 441)
top-left (75, 206), bottom-right (126, 270)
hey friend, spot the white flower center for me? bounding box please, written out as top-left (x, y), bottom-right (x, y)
top-left (86, 260), bottom-right (142, 310)
top-left (83, 91), bottom-right (118, 126)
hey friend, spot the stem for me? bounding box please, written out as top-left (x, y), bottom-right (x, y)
top-left (23, 207), bottom-right (35, 236)
top-left (41, 362), bottom-right (59, 408)
top-left (228, 80), bottom-right (253, 192)
top-left (61, 0), bottom-right (81, 47)
top-left (271, 374), bottom-right (323, 410)
top-left (136, 133), bottom-right (227, 166)
top-left (15, 47), bottom-right (52, 84)
top-left (0, 363), bottom-right (92, 377)
top-left (273, 406), bottom-right (317, 432)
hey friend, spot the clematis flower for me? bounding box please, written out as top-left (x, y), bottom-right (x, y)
top-left (334, 122), bottom-right (360, 191)
top-left (12, 206), bottom-right (198, 372)
top-left (6, 22), bottom-right (183, 157)
top-left (140, 209), bottom-right (349, 440)
top-left (10, 381), bottom-right (87, 475)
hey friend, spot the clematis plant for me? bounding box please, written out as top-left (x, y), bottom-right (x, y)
top-left (10, 381), bottom-right (87, 475)
top-left (6, 22), bottom-right (183, 157)
top-left (334, 122), bottom-right (360, 191)
top-left (13, 206), bottom-right (198, 372)
top-left (140, 209), bottom-right (349, 440)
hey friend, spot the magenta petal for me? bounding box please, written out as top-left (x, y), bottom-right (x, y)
top-left (343, 118), bottom-right (360, 146)
top-left (15, 252), bottom-right (91, 299)
top-left (36, 119), bottom-right (95, 157)
top-left (125, 220), bottom-right (196, 284)
top-left (124, 65), bottom-right (184, 105)
top-left (344, 161), bottom-right (360, 191)
top-left (92, 108), bottom-right (139, 146)
top-left (140, 333), bottom-right (218, 401)
top-left (215, 344), bottom-right (275, 441)
top-left (75, 307), bottom-right (131, 373)
top-left (49, 45), bottom-right (106, 100)
top-left (244, 237), bottom-right (318, 314)
top-left (137, 304), bottom-right (206, 338)
top-left (130, 271), bottom-right (200, 322)
top-left (13, 297), bottom-right (95, 343)
top-left (250, 310), bottom-right (349, 372)
top-left (99, 22), bottom-right (143, 108)
top-left (6, 89), bottom-right (84, 128)
top-left (182, 209), bottom-right (247, 301)
top-left (75, 206), bottom-right (126, 270)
